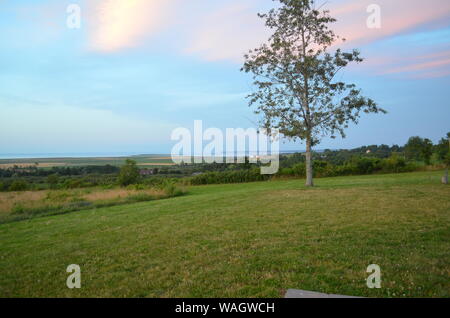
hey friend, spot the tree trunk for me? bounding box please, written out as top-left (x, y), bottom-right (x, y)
top-left (305, 135), bottom-right (314, 187)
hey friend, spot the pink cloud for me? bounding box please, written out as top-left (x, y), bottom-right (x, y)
top-left (87, 0), bottom-right (179, 52)
top-left (83, 0), bottom-right (450, 80)
top-left (353, 49), bottom-right (450, 79)
top-left (183, 2), bottom-right (269, 62)
top-left (385, 58), bottom-right (450, 74)
top-left (330, 0), bottom-right (450, 45)
top-left (410, 69), bottom-right (450, 79)
top-left (183, 0), bottom-right (450, 64)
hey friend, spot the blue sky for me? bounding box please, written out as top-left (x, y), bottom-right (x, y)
top-left (0, 0), bottom-right (449, 155)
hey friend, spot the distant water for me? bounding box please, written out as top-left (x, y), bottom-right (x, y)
top-left (0, 152), bottom-right (152, 160)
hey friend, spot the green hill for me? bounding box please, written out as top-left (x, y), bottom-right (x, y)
top-left (0, 171), bottom-right (449, 297)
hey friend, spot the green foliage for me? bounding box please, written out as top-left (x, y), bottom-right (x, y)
top-left (277, 155), bottom-right (417, 179)
top-left (242, 0), bottom-right (384, 186)
top-left (12, 203), bottom-right (25, 214)
top-left (404, 136), bottom-right (433, 164)
top-left (162, 183), bottom-right (185, 197)
top-left (62, 178), bottom-right (84, 189)
top-left (118, 159), bottom-right (140, 187)
top-left (126, 184), bottom-right (147, 191)
top-left (435, 133), bottom-right (450, 162)
top-left (46, 174), bottom-right (60, 189)
top-left (444, 153), bottom-right (450, 167)
top-left (8, 180), bottom-right (28, 191)
top-left (190, 168), bottom-right (270, 185)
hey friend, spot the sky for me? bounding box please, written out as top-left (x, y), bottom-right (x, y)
top-left (0, 0), bottom-right (449, 156)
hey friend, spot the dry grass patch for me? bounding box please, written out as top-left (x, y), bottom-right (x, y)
top-left (0, 186), bottom-right (185, 223)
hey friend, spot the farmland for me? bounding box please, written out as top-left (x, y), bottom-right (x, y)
top-left (0, 155), bottom-right (175, 169)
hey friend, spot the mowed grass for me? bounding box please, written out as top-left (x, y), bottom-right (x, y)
top-left (0, 171), bottom-right (448, 298)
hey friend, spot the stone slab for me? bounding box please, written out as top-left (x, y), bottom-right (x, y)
top-left (285, 289), bottom-right (361, 298)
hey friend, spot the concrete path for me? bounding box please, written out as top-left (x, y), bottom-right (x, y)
top-left (285, 289), bottom-right (361, 298)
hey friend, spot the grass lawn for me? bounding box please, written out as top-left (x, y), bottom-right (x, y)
top-left (0, 171), bottom-right (448, 297)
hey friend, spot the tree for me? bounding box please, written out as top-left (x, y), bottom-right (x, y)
top-left (421, 138), bottom-right (434, 165)
top-left (435, 132), bottom-right (450, 161)
top-left (242, 0), bottom-right (385, 186)
top-left (404, 136), bottom-right (423, 161)
top-left (443, 133), bottom-right (450, 185)
top-left (118, 159), bottom-right (140, 187)
top-left (404, 136), bottom-right (433, 164)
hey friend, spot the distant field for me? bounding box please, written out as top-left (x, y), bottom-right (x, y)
top-left (0, 155), bottom-right (175, 168)
top-left (0, 171), bottom-right (448, 297)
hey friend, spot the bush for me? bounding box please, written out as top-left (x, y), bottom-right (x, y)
top-left (45, 191), bottom-right (71, 202)
top-left (47, 174), bottom-right (60, 189)
top-left (118, 159), bottom-right (140, 187)
top-left (62, 179), bottom-right (83, 189)
top-left (163, 183), bottom-right (185, 197)
top-left (12, 203), bottom-right (26, 214)
top-left (381, 155), bottom-right (408, 173)
top-left (278, 168), bottom-right (294, 176)
top-left (291, 163), bottom-right (306, 177)
top-left (8, 180), bottom-right (28, 191)
top-left (126, 184), bottom-right (147, 191)
top-left (445, 153), bottom-right (450, 167)
top-left (190, 168), bottom-right (270, 185)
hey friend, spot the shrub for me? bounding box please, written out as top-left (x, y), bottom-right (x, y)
top-left (291, 163), bottom-right (306, 177)
top-left (62, 179), bottom-right (83, 189)
top-left (278, 168), bottom-right (293, 176)
top-left (190, 168), bottom-right (270, 185)
top-left (445, 153), bottom-right (450, 167)
top-left (47, 174), bottom-right (60, 189)
top-left (381, 155), bottom-right (407, 173)
top-left (163, 183), bottom-right (185, 197)
top-left (8, 180), bottom-right (28, 191)
top-left (12, 203), bottom-right (26, 214)
top-left (45, 191), bottom-right (72, 202)
top-left (118, 159), bottom-right (140, 186)
top-left (126, 184), bottom-right (147, 191)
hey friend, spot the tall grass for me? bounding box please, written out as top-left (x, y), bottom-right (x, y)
top-left (0, 185), bottom-right (187, 224)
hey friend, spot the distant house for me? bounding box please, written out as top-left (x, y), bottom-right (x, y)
top-left (139, 169), bottom-right (153, 176)
top-left (192, 172), bottom-right (203, 176)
